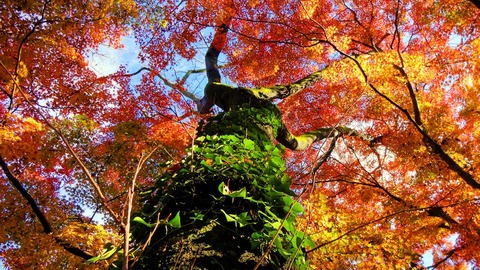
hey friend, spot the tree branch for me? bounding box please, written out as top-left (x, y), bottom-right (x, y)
top-left (199, 17), bottom-right (233, 113)
top-left (426, 206), bottom-right (459, 225)
top-left (427, 248), bottom-right (457, 269)
top-left (205, 23), bottom-right (229, 83)
top-left (393, 64), bottom-right (422, 125)
top-left (306, 208), bottom-right (419, 254)
top-left (311, 135), bottom-right (340, 176)
top-left (108, 67), bottom-right (202, 105)
top-left (122, 147), bottom-right (158, 270)
top-left (0, 155), bottom-right (53, 233)
top-left (277, 125), bottom-right (371, 151)
top-left (249, 68), bottom-right (326, 100)
top-left (368, 82), bottom-right (480, 189)
top-left (0, 155), bottom-right (93, 260)
top-left (318, 39), bottom-right (480, 190)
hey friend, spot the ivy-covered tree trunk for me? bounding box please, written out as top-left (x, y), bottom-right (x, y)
top-left (127, 19), bottom-right (367, 270)
top-left (131, 104), bottom-right (310, 269)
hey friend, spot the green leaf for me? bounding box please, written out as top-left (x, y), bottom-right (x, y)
top-left (204, 153), bottom-right (215, 159)
top-left (221, 210), bottom-right (253, 227)
top-left (243, 138), bottom-right (255, 150)
top-left (228, 187), bottom-right (247, 198)
top-left (283, 216), bottom-right (295, 233)
top-left (303, 236), bottom-right (316, 249)
top-left (189, 211), bottom-right (204, 221)
top-left (218, 182), bottom-right (247, 198)
top-left (87, 243), bottom-right (118, 263)
top-left (223, 145), bottom-right (234, 153)
top-left (168, 212), bottom-right (181, 228)
top-left (251, 232), bottom-right (264, 249)
top-left (224, 134), bottom-right (240, 142)
top-left (221, 209), bottom-right (236, 223)
top-left (282, 196), bottom-right (304, 214)
top-left (237, 212), bottom-right (253, 226)
top-left (200, 160), bottom-right (215, 171)
top-left (268, 156), bottom-right (284, 168)
top-left (132, 216), bottom-right (152, 228)
top-left (274, 237), bottom-right (292, 257)
top-left (244, 196), bottom-right (268, 205)
top-left (270, 221), bottom-right (282, 230)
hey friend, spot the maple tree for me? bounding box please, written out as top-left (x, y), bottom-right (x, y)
top-left (1, 0), bottom-right (480, 269)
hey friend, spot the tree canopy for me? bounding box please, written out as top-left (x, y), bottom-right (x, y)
top-left (1, 0), bottom-right (480, 269)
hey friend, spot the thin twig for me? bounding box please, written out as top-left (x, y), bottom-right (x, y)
top-left (122, 147), bottom-right (159, 270)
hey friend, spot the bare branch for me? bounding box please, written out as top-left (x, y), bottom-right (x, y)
top-left (311, 136), bottom-right (340, 176)
top-left (426, 206), bottom-right (459, 225)
top-left (122, 148), bottom-right (159, 270)
top-left (368, 82), bottom-right (480, 189)
top-left (393, 63), bottom-right (422, 125)
top-left (130, 213), bottom-right (164, 268)
top-left (311, 30), bottom-right (480, 190)
top-left (155, 72), bottom-right (201, 104)
top-left (176, 16), bottom-right (325, 48)
top-left (0, 155), bottom-right (53, 233)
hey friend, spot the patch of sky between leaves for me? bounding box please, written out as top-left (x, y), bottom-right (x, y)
top-left (86, 34), bottom-right (143, 77)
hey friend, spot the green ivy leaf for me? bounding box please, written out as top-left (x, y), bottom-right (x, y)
top-left (168, 212), bottom-right (181, 228)
top-left (282, 196), bottom-right (304, 214)
top-left (190, 211), bottom-right (204, 221)
top-left (222, 145), bottom-right (234, 153)
top-left (132, 216), bottom-right (152, 228)
top-left (303, 235), bottom-right (316, 249)
top-left (243, 138), bottom-right (255, 150)
top-left (200, 160), bottom-right (215, 171)
top-left (221, 210), bottom-right (253, 227)
top-left (268, 156), bottom-right (284, 168)
top-left (218, 182), bottom-right (247, 198)
top-left (87, 243), bottom-right (118, 263)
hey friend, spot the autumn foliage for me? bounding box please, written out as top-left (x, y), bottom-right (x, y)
top-left (1, 0), bottom-right (480, 269)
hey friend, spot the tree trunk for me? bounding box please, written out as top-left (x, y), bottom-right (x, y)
top-left (130, 104), bottom-right (309, 269)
